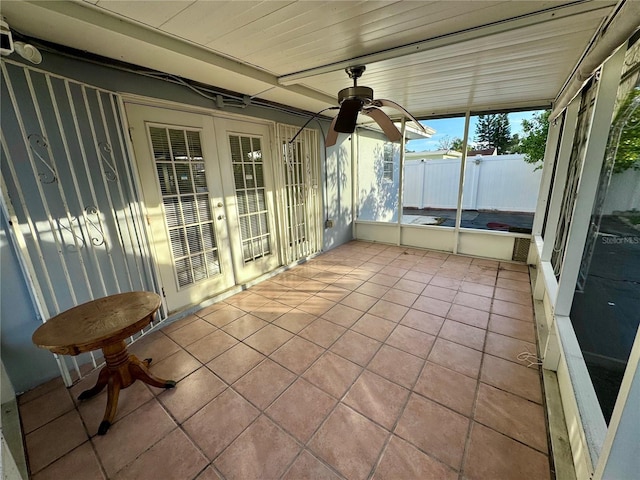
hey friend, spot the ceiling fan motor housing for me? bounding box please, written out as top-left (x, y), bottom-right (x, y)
top-left (338, 85), bottom-right (374, 104)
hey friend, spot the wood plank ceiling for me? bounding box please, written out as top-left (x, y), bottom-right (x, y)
top-left (2, 0), bottom-right (618, 118)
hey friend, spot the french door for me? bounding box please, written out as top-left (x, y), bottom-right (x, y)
top-left (126, 104), bottom-right (280, 312)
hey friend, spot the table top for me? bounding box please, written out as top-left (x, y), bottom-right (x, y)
top-left (32, 291), bottom-right (162, 355)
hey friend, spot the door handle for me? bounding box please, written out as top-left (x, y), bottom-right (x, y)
top-left (218, 215), bottom-right (225, 220)
top-left (217, 202), bottom-right (224, 208)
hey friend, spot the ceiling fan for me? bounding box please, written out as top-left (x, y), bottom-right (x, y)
top-left (325, 65), bottom-right (427, 147)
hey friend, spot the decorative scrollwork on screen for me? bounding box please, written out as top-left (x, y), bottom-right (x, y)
top-left (28, 134), bottom-right (58, 184)
top-left (98, 142), bottom-right (118, 182)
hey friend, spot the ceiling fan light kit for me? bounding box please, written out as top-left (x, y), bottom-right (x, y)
top-left (326, 65), bottom-right (426, 147)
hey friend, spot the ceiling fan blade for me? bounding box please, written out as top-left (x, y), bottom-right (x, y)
top-left (371, 99), bottom-right (427, 134)
top-left (362, 107), bottom-right (402, 142)
top-left (326, 117), bottom-right (339, 147)
top-left (334, 98), bottom-right (363, 133)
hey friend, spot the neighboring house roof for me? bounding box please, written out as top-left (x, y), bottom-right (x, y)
top-left (468, 147), bottom-right (498, 156)
top-left (405, 150), bottom-right (463, 160)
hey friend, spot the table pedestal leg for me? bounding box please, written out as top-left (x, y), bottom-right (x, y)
top-left (78, 340), bottom-right (175, 435)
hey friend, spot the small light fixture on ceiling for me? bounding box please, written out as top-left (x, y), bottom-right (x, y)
top-left (14, 41), bottom-right (42, 64)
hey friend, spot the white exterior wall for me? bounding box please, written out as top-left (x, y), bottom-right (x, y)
top-left (357, 134), bottom-right (399, 222)
top-left (404, 154), bottom-right (543, 212)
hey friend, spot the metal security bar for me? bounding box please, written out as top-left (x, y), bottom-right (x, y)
top-left (0, 60), bottom-right (162, 386)
top-left (275, 124), bottom-right (322, 264)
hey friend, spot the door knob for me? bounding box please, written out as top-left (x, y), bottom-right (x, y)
top-left (217, 202), bottom-right (224, 207)
top-left (218, 215), bottom-right (225, 220)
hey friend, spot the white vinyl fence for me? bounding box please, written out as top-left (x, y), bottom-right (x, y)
top-left (404, 154), bottom-right (543, 212)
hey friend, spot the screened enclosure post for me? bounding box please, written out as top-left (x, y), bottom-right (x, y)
top-left (541, 98), bottom-right (581, 263)
top-left (453, 111), bottom-right (471, 255)
top-left (530, 111), bottom-right (563, 237)
top-left (555, 46), bottom-right (625, 317)
top-left (396, 118), bottom-right (406, 246)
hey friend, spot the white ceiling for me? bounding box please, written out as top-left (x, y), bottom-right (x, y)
top-left (1, 0), bottom-right (618, 119)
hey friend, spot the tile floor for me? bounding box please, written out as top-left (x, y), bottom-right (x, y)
top-left (19, 241), bottom-right (551, 480)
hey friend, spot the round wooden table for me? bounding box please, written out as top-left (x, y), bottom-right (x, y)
top-left (32, 291), bottom-right (176, 435)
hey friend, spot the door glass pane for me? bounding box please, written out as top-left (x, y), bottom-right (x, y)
top-left (229, 134), bottom-right (271, 263)
top-left (149, 126), bottom-right (222, 287)
top-left (402, 116), bottom-right (465, 226)
top-left (570, 42), bottom-right (640, 423)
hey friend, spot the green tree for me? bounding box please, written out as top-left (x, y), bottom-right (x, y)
top-left (474, 113), bottom-right (512, 154)
top-left (520, 110), bottom-right (550, 169)
top-left (611, 87), bottom-right (640, 173)
top-left (451, 137), bottom-right (469, 152)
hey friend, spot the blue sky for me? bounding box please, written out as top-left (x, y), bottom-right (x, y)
top-left (407, 110), bottom-right (543, 152)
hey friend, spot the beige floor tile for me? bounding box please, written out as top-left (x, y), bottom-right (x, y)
top-left (356, 282), bottom-right (391, 298)
top-left (428, 338), bottom-right (482, 379)
top-left (92, 400), bottom-right (175, 477)
top-left (330, 330), bottom-right (381, 366)
top-left (498, 269), bottom-right (530, 282)
top-left (334, 276), bottom-right (364, 291)
top-left (459, 281), bottom-right (494, 298)
top-left (474, 383), bottom-right (548, 453)
top-left (201, 304), bottom-right (246, 327)
top-left (128, 332), bottom-right (180, 365)
top-left (372, 435), bottom-right (457, 480)
top-left (384, 325), bottom-right (435, 359)
top-left (309, 404), bottom-right (388, 480)
top-left (446, 304), bottom-right (490, 329)
top-left (214, 416), bottom-right (300, 480)
top-left (496, 277), bottom-right (530, 293)
top-left (161, 314), bottom-right (199, 334)
top-left (195, 466), bottom-right (223, 480)
top-left (464, 423), bottom-right (549, 480)
top-left (282, 450), bottom-right (342, 480)
top-left (412, 295), bottom-right (452, 317)
top-left (165, 318), bottom-right (217, 348)
top-left (369, 273), bottom-right (400, 287)
top-left (400, 309), bottom-right (444, 336)
top-left (32, 442), bottom-right (104, 480)
top-left (233, 359), bottom-right (296, 410)
top-left (464, 272), bottom-right (497, 286)
top-left (493, 287), bottom-right (532, 306)
top-left (298, 295), bottom-right (336, 316)
top-left (317, 285), bottom-right (351, 302)
top-left (273, 309), bottom-right (317, 333)
top-left (322, 303), bottom-right (365, 328)
top-left (368, 299), bottom-right (409, 322)
top-left (303, 352), bottom-right (362, 399)
top-left (18, 376), bottom-right (65, 405)
top-left (185, 329), bottom-right (238, 364)
top-left (395, 394), bottom-right (469, 470)
top-left (26, 410), bottom-right (88, 474)
top-left (270, 336), bottom-right (325, 375)
top-left (340, 291), bottom-right (379, 311)
top-left (491, 298), bottom-right (534, 322)
top-left (393, 278), bottom-right (427, 295)
top-left (480, 354), bottom-right (543, 404)
top-left (454, 291), bottom-right (492, 312)
top-left (244, 324), bottom-right (293, 355)
top-left (421, 284), bottom-right (457, 303)
top-left (429, 275), bottom-right (462, 290)
top-left (206, 343), bottom-right (264, 384)
top-left (20, 386), bottom-right (74, 434)
top-left (183, 389), bottom-right (259, 460)
top-left (439, 319), bottom-right (486, 351)
top-left (221, 314), bottom-right (268, 340)
top-left (149, 349), bottom-right (200, 384)
top-left (266, 378), bottom-right (336, 443)
top-left (299, 318), bottom-right (346, 348)
top-left (488, 313), bottom-right (536, 343)
top-left (158, 367), bottom-right (225, 423)
top-left (484, 331), bottom-right (537, 366)
top-left (414, 362), bottom-right (477, 417)
top-left (351, 313), bottom-right (396, 341)
top-left (251, 300), bottom-right (292, 322)
top-left (367, 345), bottom-right (424, 389)
top-left (344, 371), bottom-right (410, 430)
top-left (113, 428), bottom-right (207, 480)
top-left (226, 292), bottom-right (270, 311)
top-left (277, 290), bottom-right (312, 308)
